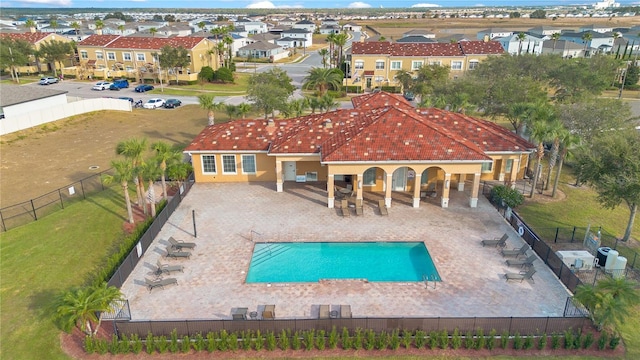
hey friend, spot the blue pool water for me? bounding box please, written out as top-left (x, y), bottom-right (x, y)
top-left (245, 242), bottom-right (440, 283)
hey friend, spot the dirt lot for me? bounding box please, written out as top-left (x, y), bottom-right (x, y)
top-left (0, 106), bottom-right (210, 207)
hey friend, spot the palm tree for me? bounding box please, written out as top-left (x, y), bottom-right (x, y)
top-left (303, 67), bottom-right (343, 96)
top-left (224, 104), bottom-right (238, 119)
top-left (516, 32), bottom-right (526, 55)
top-left (198, 94), bottom-right (221, 125)
top-left (55, 282), bottom-right (123, 337)
top-left (551, 32), bottom-right (561, 53)
top-left (319, 94), bottom-right (338, 113)
top-left (151, 141), bottom-right (182, 201)
top-left (25, 19), bottom-right (37, 33)
top-left (118, 24), bottom-right (125, 35)
top-left (306, 96), bottom-right (321, 113)
top-left (95, 19), bottom-right (104, 35)
top-left (288, 98), bottom-right (308, 117)
top-left (582, 32), bottom-right (593, 55)
top-left (116, 138), bottom-right (148, 210)
top-left (49, 19), bottom-right (58, 33)
top-left (317, 48), bottom-right (329, 68)
top-left (70, 21), bottom-right (81, 36)
top-left (167, 162), bottom-right (193, 191)
top-left (394, 69), bottom-right (414, 94)
top-left (236, 102), bottom-right (252, 119)
top-left (574, 277), bottom-right (640, 331)
top-left (326, 33), bottom-right (336, 68)
top-left (551, 130), bottom-right (579, 198)
top-left (197, 21), bottom-right (206, 32)
top-left (527, 104), bottom-right (561, 198)
top-left (102, 159), bottom-right (135, 223)
top-left (332, 32), bottom-right (348, 69)
top-left (149, 27), bottom-right (157, 37)
top-left (142, 162), bottom-right (161, 217)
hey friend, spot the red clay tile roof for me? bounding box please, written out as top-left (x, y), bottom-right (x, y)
top-left (105, 36), bottom-right (207, 50)
top-left (459, 40), bottom-right (505, 55)
top-left (78, 34), bottom-right (121, 47)
top-left (0, 32), bottom-right (54, 44)
top-left (185, 119), bottom-right (285, 152)
top-left (350, 92), bottom-right (412, 110)
top-left (350, 41), bottom-right (393, 55)
top-left (351, 41), bottom-right (504, 57)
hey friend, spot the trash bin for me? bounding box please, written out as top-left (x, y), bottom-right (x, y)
top-left (597, 247), bottom-right (611, 267)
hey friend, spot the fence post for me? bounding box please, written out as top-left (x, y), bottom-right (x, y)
top-left (80, 180), bottom-right (86, 199)
top-left (31, 199), bottom-right (38, 221)
top-left (632, 253), bottom-right (637, 269)
top-left (509, 317), bottom-right (513, 335)
top-left (554, 227), bottom-right (559, 243)
top-left (545, 247), bottom-right (551, 265)
top-left (0, 210), bottom-right (5, 232)
top-left (571, 227), bottom-right (576, 242)
top-left (58, 189), bottom-right (65, 209)
top-left (192, 210), bottom-right (197, 238)
top-left (100, 171), bottom-right (105, 191)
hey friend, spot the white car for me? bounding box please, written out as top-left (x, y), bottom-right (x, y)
top-left (143, 98), bottom-right (165, 109)
top-left (39, 76), bottom-right (59, 85)
top-left (92, 81), bottom-right (111, 91)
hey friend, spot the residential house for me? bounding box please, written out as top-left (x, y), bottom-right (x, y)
top-left (156, 24), bottom-right (193, 37)
top-left (278, 18), bottom-right (297, 27)
top-left (321, 18), bottom-right (339, 26)
top-left (402, 29), bottom-right (436, 39)
top-left (346, 41), bottom-right (504, 90)
top-left (279, 28), bottom-right (313, 47)
top-left (541, 39), bottom-right (584, 58)
top-left (137, 21), bottom-right (168, 32)
top-left (342, 22), bottom-right (362, 32)
top-left (437, 34), bottom-right (473, 43)
top-left (251, 32), bottom-right (279, 43)
top-left (476, 28), bottom-right (513, 40)
top-left (233, 18), bottom-right (267, 34)
top-left (0, 32), bottom-right (74, 74)
top-left (236, 41), bottom-right (287, 61)
top-left (230, 27), bottom-right (249, 38)
top-left (207, 33), bottom-right (252, 59)
top-left (396, 36), bottom-right (437, 44)
top-left (579, 24), bottom-right (614, 33)
top-left (188, 20), bottom-right (219, 33)
top-left (319, 25), bottom-right (341, 35)
top-left (560, 31), bottom-right (614, 55)
top-left (293, 19), bottom-right (316, 33)
top-left (528, 26), bottom-right (561, 37)
top-left (184, 91), bottom-right (533, 210)
top-left (496, 33), bottom-right (545, 55)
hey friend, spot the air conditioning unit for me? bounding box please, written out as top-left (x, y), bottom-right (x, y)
top-left (604, 249), bottom-right (619, 274)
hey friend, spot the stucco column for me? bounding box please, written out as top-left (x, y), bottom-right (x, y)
top-left (412, 173), bottom-right (422, 208)
top-left (327, 174), bottom-right (335, 208)
top-left (385, 173), bottom-right (393, 207)
top-left (441, 173), bottom-right (451, 208)
top-left (356, 174), bottom-right (363, 201)
top-left (275, 161), bottom-right (283, 193)
top-left (457, 174), bottom-right (465, 191)
top-left (470, 172), bottom-right (481, 208)
top-left (510, 158), bottom-right (520, 189)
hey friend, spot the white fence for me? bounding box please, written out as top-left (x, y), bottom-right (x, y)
top-left (1, 98), bottom-right (132, 135)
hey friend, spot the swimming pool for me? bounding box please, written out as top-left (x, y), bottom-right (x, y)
top-left (245, 242), bottom-right (441, 283)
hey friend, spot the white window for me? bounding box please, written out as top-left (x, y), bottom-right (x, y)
top-left (354, 60), bottom-right (364, 70)
top-left (481, 161), bottom-right (493, 173)
top-left (222, 155), bottom-right (237, 174)
top-left (136, 53), bottom-right (145, 61)
top-left (107, 52), bottom-right (116, 61)
top-left (375, 60), bottom-right (385, 70)
top-left (451, 61), bottom-right (463, 70)
top-left (374, 76), bottom-right (384, 83)
top-left (123, 53), bottom-right (132, 61)
top-left (429, 60), bottom-right (441, 66)
top-left (390, 61), bottom-right (402, 70)
top-left (202, 155), bottom-right (216, 174)
top-left (469, 60), bottom-right (479, 70)
top-left (305, 172), bottom-right (318, 181)
top-left (95, 51), bottom-right (104, 60)
top-left (505, 159), bottom-right (514, 173)
top-left (363, 168), bottom-right (376, 185)
top-left (80, 50), bottom-right (88, 59)
top-left (241, 154), bottom-right (256, 174)
top-left (411, 61), bottom-right (423, 70)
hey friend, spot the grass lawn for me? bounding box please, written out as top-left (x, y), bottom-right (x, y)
top-left (145, 72), bottom-right (250, 97)
top-left (0, 75), bottom-right (42, 85)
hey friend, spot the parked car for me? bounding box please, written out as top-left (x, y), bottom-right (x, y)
top-left (134, 84), bottom-right (154, 93)
top-left (143, 98), bottom-right (165, 109)
top-left (39, 76), bottom-right (58, 85)
top-left (108, 84), bottom-right (121, 91)
top-left (92, 81), bottom-right (111, 91)
top-left (118, 97), bottom-right (134, 103)
top-left (164, 99), bottom-right (182, 108)
top-left (403, 91), bottom-right (415, 101)
top-left (111, 79), bottom-right (129, 89)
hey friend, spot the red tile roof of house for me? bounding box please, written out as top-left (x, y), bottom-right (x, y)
top-left (78, 34), bottom-right (121, 47)
top-left (459, 40), bottom-right (505, 55)
top-left (351, 41), bottom-right (504, 57)
top-left (184, 92), bottom-right (533, 163)
top-left (0, 32), bottom-right (54, 44)
top-left (105, 36), bottom-right (207, 50)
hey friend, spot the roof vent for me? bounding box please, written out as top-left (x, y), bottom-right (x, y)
top-left (267, 119), bottom-right (275, 127)
top-left (324, 119), bottom-right (333, 129)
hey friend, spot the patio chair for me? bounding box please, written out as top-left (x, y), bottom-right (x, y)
top-left (165, 247), bottom-right (191, 259)
top-left (341, 199), bottom-right (350, 217)
top-left (340, 304), bottom-right (352, 318)
top-left (504, 267), bottom-right (537, 283)
top-left (378, 200), bottom-right (388, 216)
top-left (481, 233), bottom-right (508, 247)
top-left (319, 304), bottom-right (330, 319)
top-left (232, 307), bottom-right (248, 320)
top-left (168, 237), bottom-right (196, 251)
top-left (500, 244), bottom-right (529, 257)
top-left (262, 304), bottom-right (275, 319)
top-left (144, 277), bottom-right (178, 292)
top-left (355, 199), bottom-right (363, 216)
top-left (506, 253), bottom-right (537, 268)
top-left (155, 259), bottom-right (184, 275)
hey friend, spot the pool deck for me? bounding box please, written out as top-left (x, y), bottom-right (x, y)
top-left (120, 182), bottom-right (572, 321)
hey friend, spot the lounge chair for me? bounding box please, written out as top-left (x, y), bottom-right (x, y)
top-left (378, 200), bottom-right (388, 216)
top-left (155, 260), bottom-right (184, 275)
top-left (341, 199), bottom-right (350, 217)
top-left (319, 305), bottom-right (330, 319)
top-left (340, 304), bottom-right (352, 318)
top-left (481, 233), bottom-right (508, 247)
top-left (506, 254), bottom-right (537, 268)
top-left (144, 277), bottom-right (178, 292)
top-left (500, 244), bottom-right (529, 257)
top-left (168, 237), bottom-right (196, 250)
top-left (165, 248), bottom-right (191, 259)
top-left (504, 267), bottom-right (537, 283)
top-left (355, 199), bottom-right (363, 216)
top-left (262, 304), bottom-right (275, 319)
top-left (232, 307), bottom-right (248, 320)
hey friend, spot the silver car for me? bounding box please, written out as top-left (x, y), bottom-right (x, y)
top-left (39, 76), bottom-right (59, 85)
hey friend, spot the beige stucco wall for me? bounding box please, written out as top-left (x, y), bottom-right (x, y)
top-left (191, 152), bottom-right (276, 183)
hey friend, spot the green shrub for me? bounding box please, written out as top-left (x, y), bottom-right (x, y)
top-left (291, 331), bottom-right (301, 350)
top-left (83, 336), bottom-right (95, 354)
top-left (487, 329), bottom-right (496, 350)
top-left (155, 336), bottom-right (168, 353)
top-left (583, 332), bottom-right (594, 349)
top-left (118, 334), bottom-right (130, 353)
top-left (206, 332), bottom-right (216, 352)
top-left (170, 330), bottom-right (179, 353)
top-left (303, 330), bottom-right (315, 351)
top-left (228, 333), bottom-right (238, 351)
top-left (564, 330), bottom-right (574, 349)
top-left (501, 331), bottom-right (509, 349)
top-left (353, 328), bottom-right (363, 350)
top-left (241, 330), bottom-right (251, 350)
top-left (464, 331), bottom-right (474, 349)
top-left (598, 332), bottom-right (608, 350)
top-left (95, 338), bottom-right (108, 354)
top-left (108, 334), bottom-right (119, 354)
top-left (316, 330), bottom-right (326, 350)
top-left (414, 330), bottom-right (426, 349)
top-left (401, 329), bottom-right (412, 349)
top-left (279, 329), bottom-right (290, 350)
top-left (390, 329), bottom-right (400, 350)
top-left (524, 335), bottom-right (534, 350)
top-left (181, 335), bottom-right (191, 353)
top-left (341, 327), bottom-right (351, 350)
top-left (551, 333), bottom-right (561, 349)
top-left (266, 331), bottom-right (277, 351)
top-left (439, 329), bottom-right (449, 349)
top-left (513, 333), bottom-right (522, 350)
top-left (215, 67), bottom-right (234, 83)
top-left (490, 184), bottom-right (524, 208)
top-left (131, 334), bottom-right (143, 354)
top-left (254, 330), bottom-right (264, 351)
top-left (610, 334), bottom-right (621, 350)
top-left (573, 328), bottom-right (582, 349)
top-left (475, 328), bottom-right (485, 350)
top-left (146, 332), bottom-right (155, 354)
top-left (199, 66), bottom-right (215, 82)
top-left (451, 328), bottom-right (462, 349)
top-left (344, 85), bottom-right (362, 93)
top-left (537, 333), bottom-right (547, 350)
top-left (218, 330), bottom-right (228, 351)
top-left (429, 330), bottom-right (439, 349)
top-left (328, 327), bottom-right (338, 349)
top-left (375, 331), bottom-right (389, 350)
top-left (365, 329), bottom-right (375, 350)
top-left (193, 333), bottom-right (204, 352)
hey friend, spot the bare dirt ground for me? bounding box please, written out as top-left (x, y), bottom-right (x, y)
top-left (0, 106), bottom-right (210, 207)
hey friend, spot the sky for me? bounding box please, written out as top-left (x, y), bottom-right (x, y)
top-left (1, 0), bottom-right (638, 10)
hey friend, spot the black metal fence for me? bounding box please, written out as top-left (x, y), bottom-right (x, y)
top-left (115, 316), bottom-right (586, 338)
top-left (0, 168), bottom-right (116, 232)
top-left (107, 176), bottom-right (194, 289)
